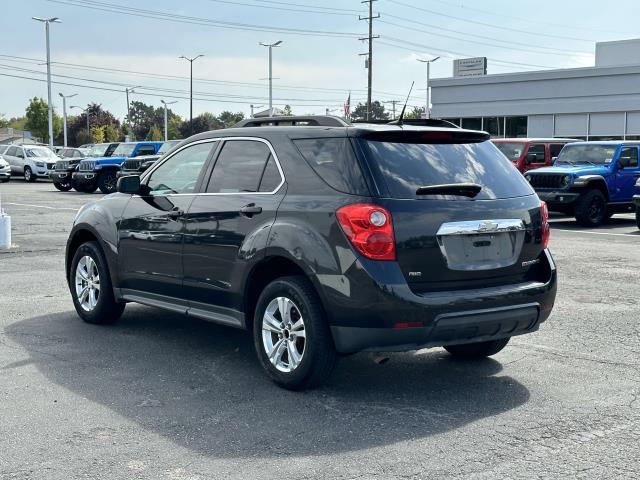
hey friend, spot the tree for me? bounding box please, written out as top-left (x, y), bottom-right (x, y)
top-left (167, 116), bottom-right (182, 140)
top-left (90, 125), bottom-right (105, 143)
top-left (67, 104), bottom-right (120, 146)
top-left (179, 112), bottom-right (221, 137)
top-left (282, 105), bottom-right (293, 116)
top-left (405, 106), bottom-right (425, 120)
top-left (104, 123), bottom-right (120, 142)
top-left (76, 130), bottom-right (93, 146)
top-left (351, 101), bottom-right (389, 121)
top-left (0, 116), bottom-right (9, 128)
top-left (24, 97), bottom-right (62, 143)
top-left (146, 125), bottom-right (163, 141)
top-left (217, 111), bottom-right (244, 128)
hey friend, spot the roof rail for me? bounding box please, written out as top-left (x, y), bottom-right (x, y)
top-left (351, 118), bottom-right (460, 128)
top-left (233, 115), bottom-right (350, 128)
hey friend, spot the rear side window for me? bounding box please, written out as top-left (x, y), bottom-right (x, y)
top-left (527, 144), bottom-right (546, 164)
top-left (207, 140), bottom-right (277, 193)
top-left (360, 140), bottom-right (534, 200)
top-left (549, 144), bottom-right (565, 158)
top-left (294, 138), bottom-right (369, 195)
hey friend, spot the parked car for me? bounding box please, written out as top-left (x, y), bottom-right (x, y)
top-left (492, 138), bottom-right (580, 173)
top-left (3, 144), bottom-right (59, 181)
top-left (72, 141), bottom-right (162, 194)
top-left (0, 157), bottom-right (10, 182)
top-left (65, 115), bottom-right (556, 390)
top-left (51, 143), bottom-right (120, 192)
top-left (58, 147), bottom-right (90, 159)
top-left (117, 140), bottom-right (181, 178)
top-left (525, 141), bottom-right (639, 226)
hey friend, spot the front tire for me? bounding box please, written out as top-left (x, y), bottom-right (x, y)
top-left (574, 189), bottom-right (607, 227)
top-left (69, 241), bottom-right (125, 324)
top-left (253, 276), bottom-right (337, 390)
top-left (24, 166), bottom-right (36, 182)
top-left (98, 171), bottom-right (118, 194)
top-left (444, 337), bottom-right (510, 358)
top-left (53, 181), bottom-right (72, 192)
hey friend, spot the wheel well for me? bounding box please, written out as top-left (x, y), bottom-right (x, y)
top-left (244, 256), bottom-right (312, 329)
top-left (66, 229), bottom-right (98, 280)
top-left (580, 181), bottom-right (609, 201)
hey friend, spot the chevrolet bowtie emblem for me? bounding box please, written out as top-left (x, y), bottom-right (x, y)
top-left (477, 221), bottom-right (499, 232)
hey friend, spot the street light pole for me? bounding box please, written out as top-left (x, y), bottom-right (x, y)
top-left (58, 92), bottom-right (77, 147)
top-left (160, 100), bottom-right (178, 141)
top-left (32, 16), bottom-right (61, 149)
top-left (259, 41), bottom-right (282, 115)
top-left (417, 56), bottom-right (440, 119)
top-left (179, 55), bottom-right (204, 134)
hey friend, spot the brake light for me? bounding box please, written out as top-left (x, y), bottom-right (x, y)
top-left (336, 203), bottom-right (396, 261)
top-left (541, 201), bottom-right (550, 249)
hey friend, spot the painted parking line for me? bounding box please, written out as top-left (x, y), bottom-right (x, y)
top-left (4, 202), bottom-right (78, 212)
top-left (553, 228), bottom-right (638, 237)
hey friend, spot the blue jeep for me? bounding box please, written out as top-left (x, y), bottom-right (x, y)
top-left (525, 141), bottom-right (640, 227)
top-left (72, 141), bottom-right (163, 194)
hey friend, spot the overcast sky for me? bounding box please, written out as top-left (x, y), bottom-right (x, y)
top-left (2, 0), bottom-right (640, 122)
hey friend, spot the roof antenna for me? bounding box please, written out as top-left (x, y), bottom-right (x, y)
top-left (396, 81), bottom-right (415, 127)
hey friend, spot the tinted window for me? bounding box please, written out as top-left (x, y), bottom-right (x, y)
top-left (294, 138), bottom-right (368, 195)
top-left (360, 140), bottom-right (533, 200)
top-left (207, 140), bottom-right (272, 193)
top-left (259, 155), bottom-right (282, 192)
top-left (146, 142), bottom-right (214, 195)
top-left (6, 146), bottom-right (18, 156)
top-left (619, 147), bottom-right (638, 168)
top-left (136, 145), bottom-right (157, 156)
top-left (549, 144), bottom-right (565, 158)
top-left (494, 142), bottom-right (526, 161)
top-left (528, 144), bottom-right (546, 163)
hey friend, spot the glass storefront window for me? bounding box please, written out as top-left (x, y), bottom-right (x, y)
top-left (505, 117), bottom-right (527, 138)
top-left (461, 117), bottom-right (482, 131)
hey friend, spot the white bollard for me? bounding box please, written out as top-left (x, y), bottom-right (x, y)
top-left (0, 214), bottom-right (10, 249)
top-left (0, 194), bottom-right (11, 249)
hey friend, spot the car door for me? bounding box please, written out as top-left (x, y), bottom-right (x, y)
top-left (613, 146), bottom-right (640, 202)
top-left (117, 140), bottom-right (218, 301)
top-left (182, 137), bottom-right (286, 318)
top-left (523, 143), bottom-right (546, 171)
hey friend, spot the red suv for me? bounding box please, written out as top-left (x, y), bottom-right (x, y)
top-left (493, 138), bottom-right (579, 173)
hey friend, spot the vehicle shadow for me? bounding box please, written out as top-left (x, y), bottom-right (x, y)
top-left (549, 214), bottom-right (638, 233)
top-left (6, 306), bottom-right (530, 458)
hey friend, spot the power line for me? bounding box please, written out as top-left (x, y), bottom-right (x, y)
top-left (204, 0), bottom-right (358, 16)
top-left (45, 0), bottom-right (364, 38)
top-left (388, 0), bottom-right (594, 43)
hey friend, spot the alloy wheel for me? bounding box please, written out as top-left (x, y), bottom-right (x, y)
top-left (74, 255), bottom-right (101, 312)
top-left (261, 296), bottom-right (306, 373)
top-left (589, 196), bottom-right (605, 222)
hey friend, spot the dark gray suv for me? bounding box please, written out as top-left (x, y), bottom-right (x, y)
top-left (65, 116), bottom-right (557, 390)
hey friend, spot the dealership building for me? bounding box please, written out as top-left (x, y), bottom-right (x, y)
top-left (430, 39), bottom-right (640, 140)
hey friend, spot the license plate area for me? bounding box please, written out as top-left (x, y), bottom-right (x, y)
top-left (437, 219), bottom-right (525, 271)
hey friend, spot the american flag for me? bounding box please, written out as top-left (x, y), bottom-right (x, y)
top-left (343, 92), bottom-right (351, 118)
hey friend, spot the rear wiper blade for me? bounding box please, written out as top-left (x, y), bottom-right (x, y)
top-left (415, 183), bottom-right (482, 198)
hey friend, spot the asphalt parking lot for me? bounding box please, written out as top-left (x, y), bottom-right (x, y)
top-left (0, 180), bottom-right (638, 479)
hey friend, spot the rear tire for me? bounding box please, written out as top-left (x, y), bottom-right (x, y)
top-left (69, 241), bottom-right (125, 325)
top-left (98, 171), bottom-right (118, 194)
top-left (53, 181), bottom-right (72, 192)
top-left (574, 189), bottom-right (607, 227)
top-left (444, 338), bottom-right (510, 358)
top-left (253, 276), bottom-right (337, 390)
top-left (24, 166), bottom-right (36, 183)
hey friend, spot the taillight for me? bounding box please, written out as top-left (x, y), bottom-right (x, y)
top-left (336, 203), bottom-right (396, 261)
top-left (541, 201), bottom-right (550, 249)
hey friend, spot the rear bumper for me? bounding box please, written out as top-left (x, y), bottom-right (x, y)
top-left (323, 249), bottom-right (557, 354)
top-left (536, 190), bottom-right (580, 206)
top-left (332, 303), bottom-right (547, 353)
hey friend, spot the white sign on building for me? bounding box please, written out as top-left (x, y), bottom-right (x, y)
top-left (453, 57), bottom-right (487, 77)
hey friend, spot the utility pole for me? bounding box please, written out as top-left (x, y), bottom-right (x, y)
top-left (58, 92), bottom-right (77, 147)
top-left (32, 16), bottom-right (61, 149)
top-left (359, 1), bottom-right (379, 121)
top-left (417, 56), bottom-right (440, 119)
top-left (160, 100), bottom-right (177, 141)
top-left (179, 55), bottom-right (204, 135)
top-left (259, 41), bottom-right (282, 116)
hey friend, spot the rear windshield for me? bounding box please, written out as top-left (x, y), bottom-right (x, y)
top-left (494, 142), bottom-right (526, 161)
top-left (360, 140), bottom-right (533, 200)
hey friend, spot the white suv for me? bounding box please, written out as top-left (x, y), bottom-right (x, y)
top-left (3, 145), bottom-right (59, 182)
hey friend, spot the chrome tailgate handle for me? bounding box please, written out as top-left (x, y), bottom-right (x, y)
top-left (436, 219), bottom-right (525, 236)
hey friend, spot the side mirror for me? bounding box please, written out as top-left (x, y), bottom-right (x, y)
top-left (117, 175), bottom-right (141, 194)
